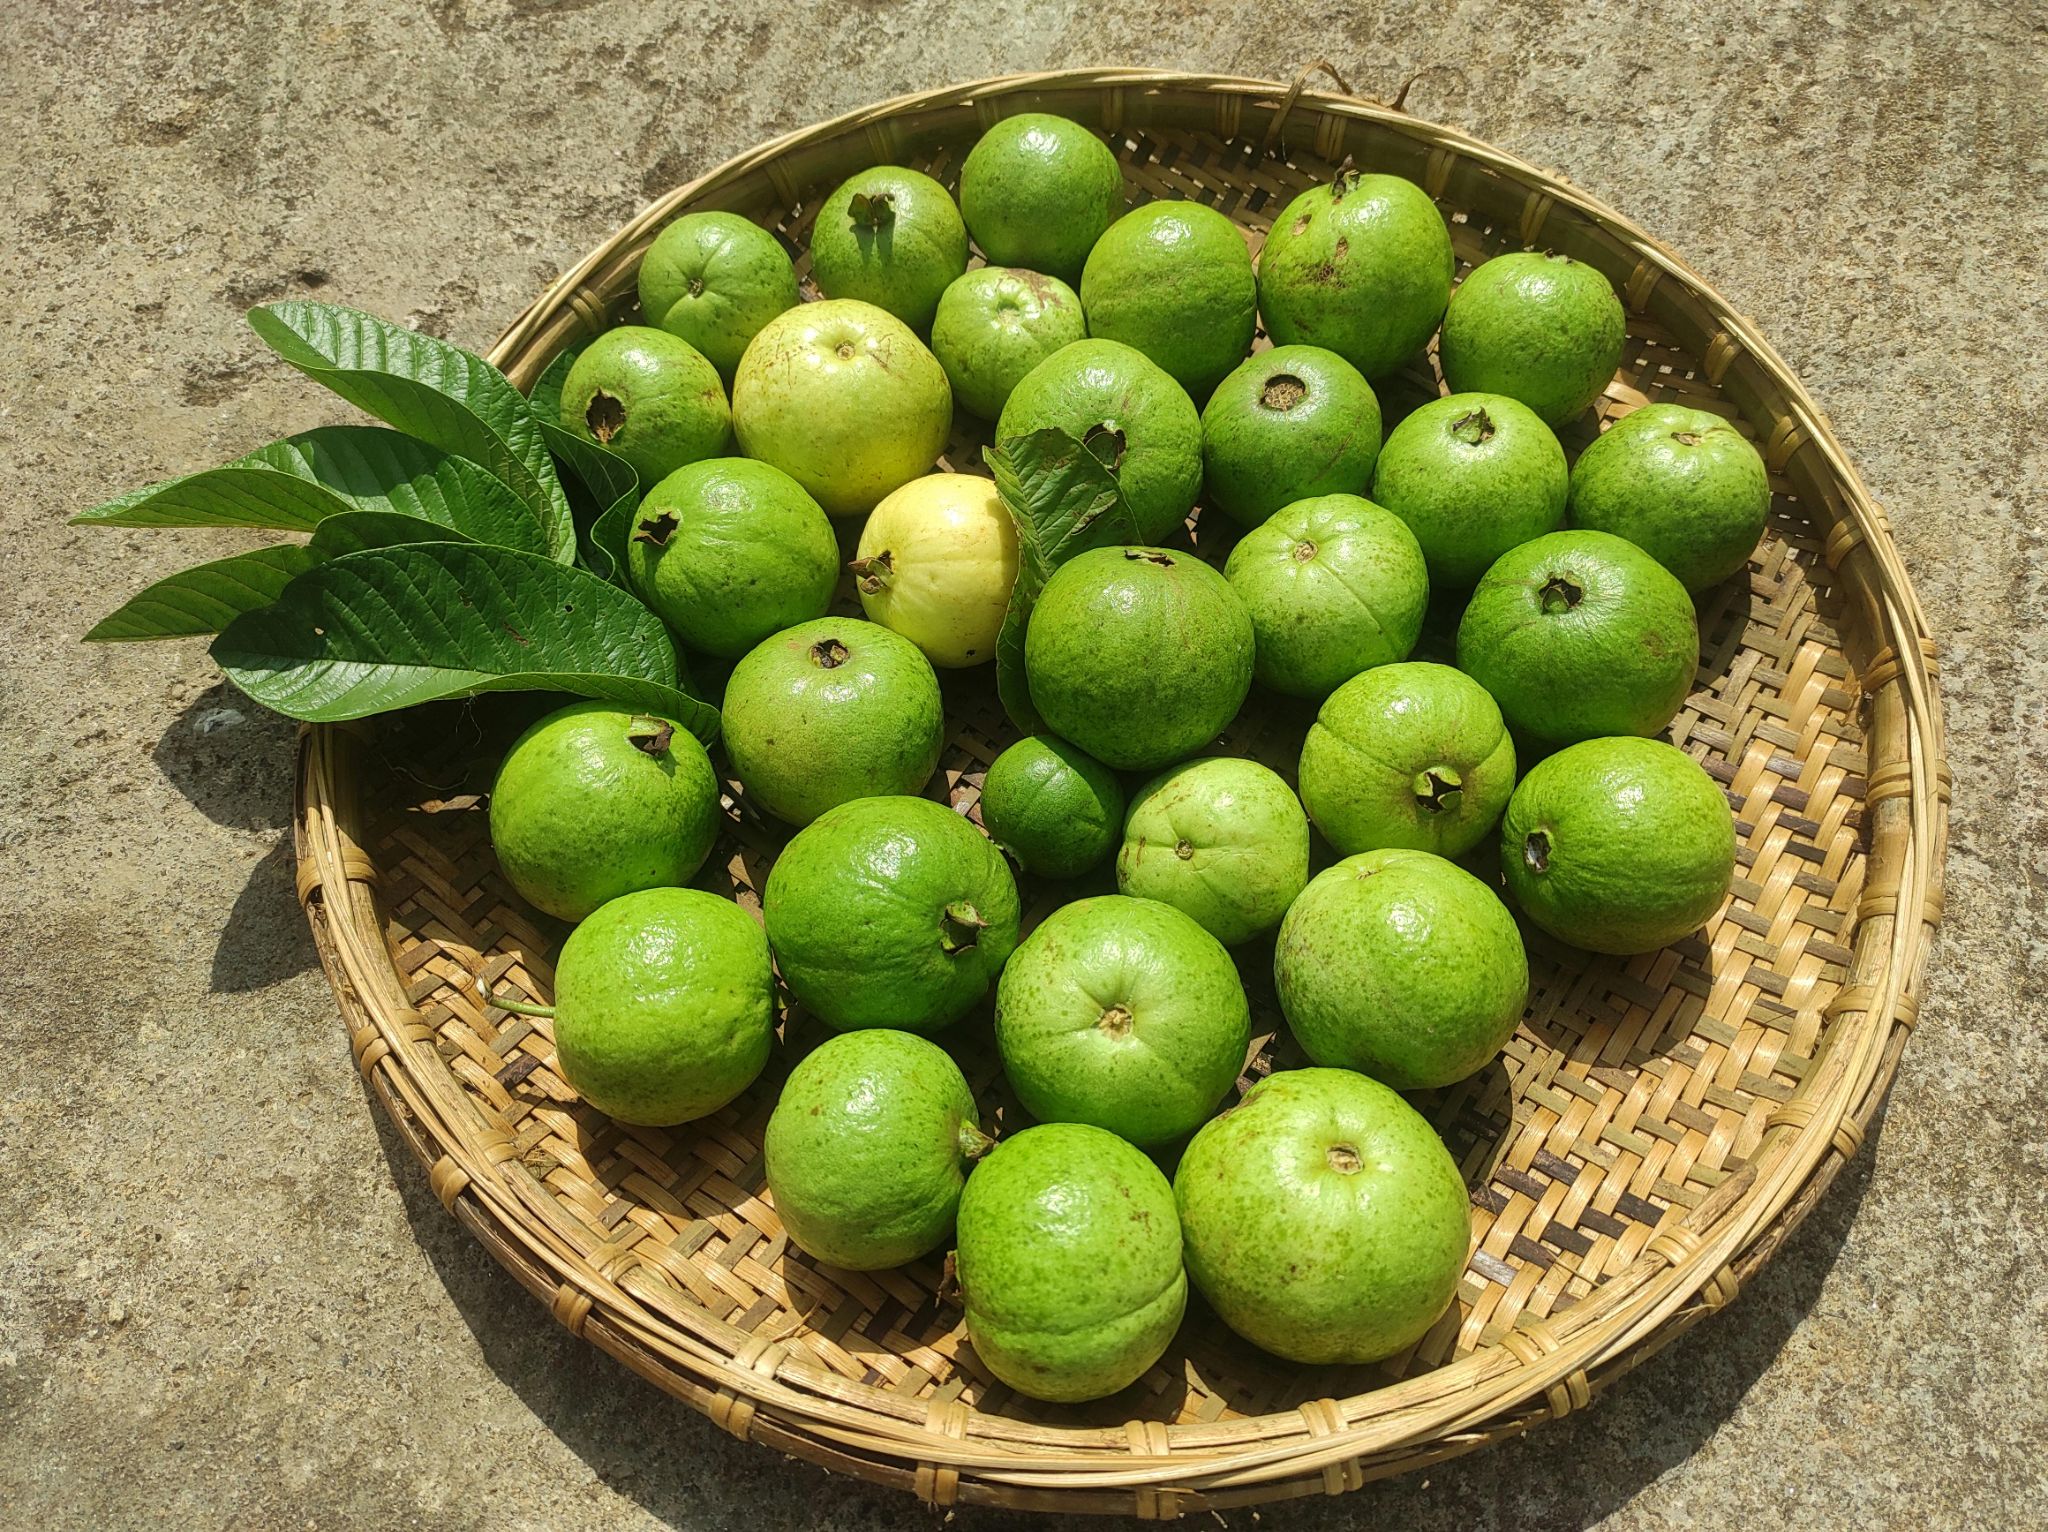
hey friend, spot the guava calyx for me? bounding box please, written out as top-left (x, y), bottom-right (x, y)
top-left (1292, 538), bottom-right (1319, 563)
top-left (1672, 430), bottom-right (1703, 447)
top-left (625, 716), bottom-right (674, 755)
top-left (1098, 1004), bottom-right (1135, 1038)
top-left (939, 900), bottom-right (991, 954)
top-left (1124, 549), bottom-right (1175, 567)
top-left (848, 550), bottom-right (895, 595)
top-left (1331, 159), bottom-right (1362, 199)
top-left (1539, 575), bottom-right (1584, 614)
top-left (938, 1249), bottom-right (962, 1306)
top-left (958, 1120), bottom-right (996, 1161)
top-left (848, 190), bottom-right (897, 229)
top-left (633, 510), bottom-right (679, 547)
top-left (1450, 407), bottom-right (1496, 446)
top-left (586, 390), bottom-right (626, 443)
top-left (1414, 766), bottom-right (1464, 814)
top-left (1173, 838), bottom-right (1195, 861)
top-left (809, 637), bottom-right (850, 669)
top-left (1261, 373), bottom-right (1308, 411)
top-left (1083, 421), bottom-right (1127, 471)
top-left (686, 275), bottom-right (704, 297)
top-left (1326, 1142), bottom-right (1363, 1173)
top-left (1525, 829), bottom-right (1551, 874)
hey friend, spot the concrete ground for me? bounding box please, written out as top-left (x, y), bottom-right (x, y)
top-left (2, 3), bottom-right (2042, 1528)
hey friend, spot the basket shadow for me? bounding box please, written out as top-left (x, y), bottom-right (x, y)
top-left (209, 836), bottom-right (318, 993)
top-left (151, 680), bottom-right (298, 831)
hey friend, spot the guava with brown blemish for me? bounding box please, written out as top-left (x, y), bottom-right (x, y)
top-left (929, 267), bottom-right (1087, 421)
top-left (1568, 403), bottom-right (1772, 589)
top-left (1439, 251), bottom-right (1626, 426)
top-left (807, 165), bottom-right (968, 332)
top-left (1371, 391), bottom-right (1567, 587)
top-left (560, 325), bottom-right (731, 487)
top-left (1115, 757), bottom-right (1308, 946)
top-left (1199, 344), bottom-right (1382, 528)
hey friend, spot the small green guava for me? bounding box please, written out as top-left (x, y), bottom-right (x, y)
top-left (1439, 251), bottom-right (1626, 426)
top-left (1115, 757), bottom-right (1309, 946)
top-left (807, 165), bottom-right (968, 333)
top-left (851, 472), bottom-right (1020, 668)
top-left (489, 701), bottom-right (721, 921)
top-left (1199, 344), bottom-right (1382, 528)
top-left (1568, 403), bottom-right (1772, 590)
top-left (1371, 392), bottom-right (1568, 588)
top-left (550, 887), bottom-right (775, 1126)
top-left (929, 267), bottom-right (1088, 421)
top-left (976, 734), bottom-right (1125, 880)
top-left (955, 1122), bottom-right (1187, 1402)
top-left (1080, 200), bottom-right (1256, 399)
top-left (560, 325), bottom-right (731, 488)
top-left (637, 211), bottom-right (801, 379)
top-left (958, 113), bottom-right (1125, 283)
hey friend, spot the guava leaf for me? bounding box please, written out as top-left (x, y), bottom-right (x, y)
top-left (986, 427), bottom-right (1146, 733)
top-left (210, 542), bottom-right (717, 741)
top-left (303, 509), bottom-right (480, 557)
top-left (71, 464), bottom-right (357, 533)
top-left (247, 302), bottom-right (576, 564)
top-left (84, 544), bottom-right (323, 642)
top-left (536, 420), bottom-right (642, 585)
top-left (525, 342), bottom-right (583, 430)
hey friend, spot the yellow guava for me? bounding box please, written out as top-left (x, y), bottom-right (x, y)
top-left (851, 473), bottom-right (1020, 668)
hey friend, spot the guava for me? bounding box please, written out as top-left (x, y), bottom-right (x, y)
top-left (550, 887), bottom-right (775, 1126)
top-left (807, 165), bottom-right (968, 333)
top-left (994, 894), bottom-right (1249, 1146)
top-left (851, 472), bottom-right (1020, 668)
top-left (1297, 662), bottom-right (1516, 858)
top-left (764, 1029), bottom-right (990, 1270)
top-left (995, 339), bottom-right (1201, 544)
top-left (1199, 344), bottom-right (1382, 528)
top-left (954, 1121), bottom-right (1187, 1402)
top-left (489, 702), bottom-right (721, 921)
top-left (1115, 758), bottom-right (1309, 946)
top-left (637, 211), bottom-right (801, 379)
top-left (1568, 403), bottom-right (1772, 590)
top-left (1080, 200), bottom-right (1256, 399)
top-left (1174, 1068), bottom-right (1468, 1365)
top-left (1275, 849), bottom-right (1529, 1089)
top-left (721, 618), bottom-right (945, 826)
top-left (1371, 392), bottom-right (1568, 588)
top-left (976, 734), bottom-right (1124, 880)
top-left (1222, 493), bottom-right (1429, 699)
top-left (1439, 251), bottom-right (1626, 426)
top-left (626, 458), bottom-right (838, 658)
top-left (958, 113), bottom-right (1125, 283)
top-left (1256, 170), bottom-right (1454, 378)
top-left (929, 267), bottom-right (1087, 421)
top-left (1457, 528), bottom-right (1698, 746)
top-left (560, 325), bottom-right (731, 488)
top-left (1500, 736), bottom-right (1736, 954)
top-left (731, 299), bottom-right (952, 517)
top-left (1024, 546), bottom-right (1253, 771)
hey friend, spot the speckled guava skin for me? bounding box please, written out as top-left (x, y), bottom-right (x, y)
top-left (976, 734), bottom-right (1124, 880)
top-left (1115, 758), bottom-right (1309, 946)
top-left (1439, 251), bottom-right (1626, 425)
top-left (1200, 344), bottom-right (1382, 528)
top-left (637, 211), bottom-right (800, 379)
top-left (958, 113), bottom-right (1125, 284)
top-left (1568, 403), bottom-right (1773, 590)
top-left (929, 267), bottom-right (1087, 421)
top-left (560, 325), bottom-right (731, 488)
top-left (1080, 200), bottom-right (1256, 399)
top-left (806, 165), bottom-right (968, 332)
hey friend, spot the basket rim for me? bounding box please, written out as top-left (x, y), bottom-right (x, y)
top-left (293, 67), bottom-right (1949, 1512)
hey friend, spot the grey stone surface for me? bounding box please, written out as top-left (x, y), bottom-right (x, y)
top-left (2, 3), bottom-right (2043, 1528)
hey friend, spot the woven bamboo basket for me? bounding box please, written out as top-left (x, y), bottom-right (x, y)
top-left (293, 68), bottom-right (1949, 1516)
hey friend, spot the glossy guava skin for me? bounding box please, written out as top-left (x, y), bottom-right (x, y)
top-left (763, 1029), bottom-right (987, 1270)
top-left (853, 473), bottom-right (1020, 668)
top-left (1371, 391), bottom-right (1568, 588)
top-left (958, 113), bottom-right (1125, 284)
top-left (626, 458), bottom-right (838, 658)
top-left (489, 702), bottom-right (721, 921)
top-left (551, 887), bottom-right (775, 1127)
top-left (1275, 849), bottom-right (1529, 1089)
top-left (763, 795), bottom-right (1020, 1033)
top-left (1439, 251), bottom-right (1626, 426)
top-left (977, 734), bottom-right (1124, 880)
top-left (731, 299), bottom-right (952, 517)
top-left (1457, 528), bottom-right (1699, 746)
top-left (560, 325), bottom-right (731, 488)
top-left (1175, 1068), bottom-right (1469, 1364)
top-left (1115, 758), bottom-right (1309, 946)
top-left (1080, 200), bottom-right (1256, 400)
top-left (1024, 546), bottom-right (1254, 772)
top-left (1568, 403), bottom-right (1773, 590)
top-left (1200, 344), bottom-right (1382, 528)
top-left (1297, 661), bottom-right (1516, 858)
top-left (1500, 736), bottom-right (1735, 954)
top-left (721, 618), bottom-right (945, 826)
top-left (995, 339), bottom-right (1202, 544)
top-left (1222, 493), bottom-right (1429, 699)
top-left (1257, 172), bottom-right (1454, 378)
top-left (807, 165), bottom-right (968, 333)
top-left (929, 267), bottom-right (1088, 421)
top-left (954, 1122), bottom-right (1187, 1402)
top-left (995, 894), bottom-right (1250, 1147)
top-left (637, 211), bottom-right (800, 379)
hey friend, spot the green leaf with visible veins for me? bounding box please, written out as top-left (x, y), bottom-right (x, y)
top-left (84, 545), bottom-right (323, 642)
top-left (537, 420), bottom-right (642, 585)
top-left (525, 343), bottom-right (583, 430)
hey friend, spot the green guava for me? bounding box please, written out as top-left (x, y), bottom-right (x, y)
top-left (807, 165), bottom-right (968, 333)
top-left (764, 1029), bottom-right (990, 1270)
top-left (626, 458), bottom-right (838, 658)
top-left (1115, 758), bottom-right (1309, 946)
top-left (929, 267), bottom-right (1088, 421)
top-left (994, 894), bottom-right (1249, 1146)
top-left (1456, 528), bottom-right (1698, 746)
top-left (560, 325), bottom-right (731, 488)
top-left (1500, 736), bottom-right (1736, 954)
top-left (1080, 200), bottom-right (1256, 399)
top-left (1568, 403), bottom-right (1772, 590)
top-left (1275, 849), bottom-right (1529, 1089)
top-left (731, 299), bottom-right (952, 517)
top-left (1256, 170), bottom-right (1454, 378)
top-left (550, 887), bottom-right (775, 1126)
top-left (958, 113), bottom-right (1125, 283)
top-left (1221, 493), bottom-right (1429, 699)
top-left (955, 1121), bottom-right (1187, 1402)
top-left (489, 701), bottom-right (721, 921)
top-left (721, 618), bottom-right (945, 826)
top-left (1174, 1068), bottom-right (1468, 1365)
top-left (1296, 662), bottom-right (1516, 858)
top-left (1199, 344), bottom-right (1382, 528)
top-left (637, 211), bottom-right (801, 379)
top-left (851, 473), bottom-right (1020, 668)
top-left (1371, 392), bottom-right (1568, 587)
top-left (1438, 251), bottom-right (1626, 426)
top-left (1024, 546), bottom-right (1254, 771)
top-left (763, 795), bottom-right (1020, 1033)
top-left (976, 734), bottom-right (1125, 880)
top-left (995, 339), bottom-right (1201, 544)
